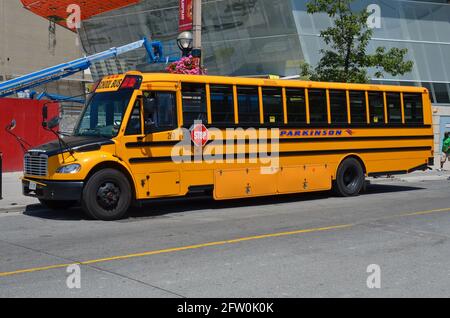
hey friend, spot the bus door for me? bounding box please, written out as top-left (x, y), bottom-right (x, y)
top-left (117, 86), bottom-right (182, 199)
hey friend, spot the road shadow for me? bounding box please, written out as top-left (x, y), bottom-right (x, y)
top-left (364, 183), bottom-right (425, 194)
top-left (22, 182), bottom-right (425, 221)
top-left (23, 204), bottom-right (86, 221)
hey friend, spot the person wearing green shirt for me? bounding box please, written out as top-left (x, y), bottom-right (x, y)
top-left (440, 132), bottom-right (450, 171)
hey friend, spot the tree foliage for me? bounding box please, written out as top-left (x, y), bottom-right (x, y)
top-left (301, 0), bottom-right (413, 83)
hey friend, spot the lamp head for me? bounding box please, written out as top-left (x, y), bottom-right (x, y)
top-left (177, 31), bottom-right (194, 52)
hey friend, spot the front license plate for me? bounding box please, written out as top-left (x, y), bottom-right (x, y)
top-left (29, 181), bottom-right (37, 191)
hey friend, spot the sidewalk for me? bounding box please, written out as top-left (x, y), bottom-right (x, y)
top-left (0, 172), bottom-right (39, 213)
top-left (369, 169), bottom-right (450, 183)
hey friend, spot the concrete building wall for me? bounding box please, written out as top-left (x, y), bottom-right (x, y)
top-left (0, 0), bottom-right (86, 96)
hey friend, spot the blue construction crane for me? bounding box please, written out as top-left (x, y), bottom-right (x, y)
top-left (33, 91), bottom-right (86, 104)
top-left (0, 38), bottom-right (178, 98)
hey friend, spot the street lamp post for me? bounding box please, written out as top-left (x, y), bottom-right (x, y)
top-left (192, 0), bottom-right (202, 62)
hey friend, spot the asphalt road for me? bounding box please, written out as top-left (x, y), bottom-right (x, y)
top-left (0, 179), bottom-right (449, 298)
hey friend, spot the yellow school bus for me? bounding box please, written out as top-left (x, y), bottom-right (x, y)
top-left (22, 71), bottom-right (434, 220)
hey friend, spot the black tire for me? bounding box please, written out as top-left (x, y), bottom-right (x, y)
top-left (39, 199), bottom-right (77, 210)
top-left (81, 169), bottom-right (132, 221)
top-left (334, 158), bottom-right (365, 197)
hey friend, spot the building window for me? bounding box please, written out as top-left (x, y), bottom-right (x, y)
top-left (349, 91), bottom-right (367, 124)
top-left (237, 86), bottom-right (260, 124)
top-left (308, 89), bottom-right (328, 124)
top-left (286, 89), bottom-right (306, 124)
top-left (403, 93), bottom-right (424, 124)
top-left (421, 82), bottom-right (435, 103)
top-left (386, 92), bottom-right (402, 123)
top-left (329, 90), bottom-right (348, 124)
top-left (262, 87), bottom-right (283, 124)
top-left (368, 92), bottom-right (385, 125)
top-left (182, 83), bottom-right (207, 127)
top-left (210, 85), bottom-right (235, 124)
top-left (433, 83), bottom-right (450, 104)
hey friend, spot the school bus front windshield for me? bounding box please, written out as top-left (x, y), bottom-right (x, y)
top-left (73, 89), bottom-right (134, 138)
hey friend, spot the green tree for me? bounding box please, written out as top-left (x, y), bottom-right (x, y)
top-left (300, 0), bottom-right (413, 83)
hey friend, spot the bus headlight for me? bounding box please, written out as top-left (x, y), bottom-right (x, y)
top-left (56, 164), bottom-right (81, 174)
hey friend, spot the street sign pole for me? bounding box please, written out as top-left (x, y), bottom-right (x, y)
top-left (192, 0), bottom-right (202, 66)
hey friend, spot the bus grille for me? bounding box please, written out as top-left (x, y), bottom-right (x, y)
top-left (24, 153), bottom-right (48, 177)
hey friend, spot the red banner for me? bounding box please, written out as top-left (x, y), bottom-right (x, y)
top-left (179, 0), bottom-right (193, 31)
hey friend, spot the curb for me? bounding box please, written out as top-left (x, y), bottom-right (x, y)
top-left (369, 175), bottom-right (450, 183)
top-left (397, 176), bottom-right (450, 182)
top-left (0, 204), bottom-right (44, 214)
top-left (0, 205), bottom-right (27, 214)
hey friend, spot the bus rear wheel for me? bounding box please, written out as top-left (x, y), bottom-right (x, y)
top-left (82, 169), bottom-right (132, 221)
top-left (334, 158), bottom-right (365, 197)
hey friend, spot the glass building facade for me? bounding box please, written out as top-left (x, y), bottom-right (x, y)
top-left (78, 0), bottom-right (450, 105)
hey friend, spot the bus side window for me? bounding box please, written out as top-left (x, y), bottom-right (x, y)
top-left (237, 86), bottom-right (260, 124)
top-left (403, 93), bottom-right (424, 124)
top-left (125, 100), bottom-right (142, 135)
top-left (286, 89), bottom-right (306, 124)
top-left (308, 89), bottom-right (328, 124)
top-left (387, 92), bottom-right (402, 124)
top-left (210, 85), bottom-right (235, 124)
top-left (262, 87), bottom-right (283, 124)
top-left (349, 91), bottom-right (367, 124)
top-left (368, 92), bottom-right (385, 125)
top-left (329, 90), bottom-right (347, 124)
top-left (143, 92), bottom-right (177, 133)
top-left (182, 83), bottom-right (207, 127)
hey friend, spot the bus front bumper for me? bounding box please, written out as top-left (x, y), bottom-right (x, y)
top-left (22, 178), bottom-right (84, 201)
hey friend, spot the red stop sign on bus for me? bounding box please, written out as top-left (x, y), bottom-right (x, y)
top-left (190, 123), bottom-right (209, 147)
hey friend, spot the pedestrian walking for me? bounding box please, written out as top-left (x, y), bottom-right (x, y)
top-left (439, 132), bottom-right (450, 171)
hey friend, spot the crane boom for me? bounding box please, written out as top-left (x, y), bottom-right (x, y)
top-left (0, 38), bottom-right (177, 98)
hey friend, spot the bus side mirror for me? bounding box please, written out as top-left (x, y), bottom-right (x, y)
top-left (6, 119), bottom-right (16, 132)
top-left (47, 116), bottom-right (60, 130)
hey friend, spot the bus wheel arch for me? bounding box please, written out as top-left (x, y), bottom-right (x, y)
top-left (334, 155), bottom-right (366, 197)
top-left (85, 161), bottom-right (137, 199)
top-left (82, 162), bottom-right (137, 220)
top-left (336, 154), bottom-right (367, 177)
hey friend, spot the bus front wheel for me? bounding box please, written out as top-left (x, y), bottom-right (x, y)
top-left (334, 158), bottom-right (365, 197)
top-left (82, 169), bottom-right (132, 221)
